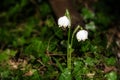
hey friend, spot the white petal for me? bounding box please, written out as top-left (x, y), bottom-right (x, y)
top-left (58, 16), bottom-right (70, 28)
top-left (76, 30), bottom-right (88, 42)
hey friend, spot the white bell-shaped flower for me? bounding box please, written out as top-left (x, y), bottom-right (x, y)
top-left (58, 16), bottom-right (70, 28)
top-left (76, 30), bottom-right (88, 42)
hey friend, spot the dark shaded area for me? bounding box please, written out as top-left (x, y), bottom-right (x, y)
top-left (47, 0), bottom-right (120, 30)
top-left (95, 0), bottom-right (120, 25)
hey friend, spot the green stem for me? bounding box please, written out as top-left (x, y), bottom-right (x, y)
top-left (67, 25), bottom-right (80, 71)
top-left (67, 26), bottom-right (71, 70)
top-left (71, 25), bottom-right (80, 48)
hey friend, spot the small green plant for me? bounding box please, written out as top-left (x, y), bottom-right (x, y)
top-left (58, 10), bottom-right (88, 79)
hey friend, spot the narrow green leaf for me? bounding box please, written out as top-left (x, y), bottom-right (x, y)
top-left (59, 68), bottom-right (71, 80)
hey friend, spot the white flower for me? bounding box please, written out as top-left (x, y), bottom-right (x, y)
top-left (76, 30), bottom-right (88, 42)
top-left (58, 16), bottom-right (70, 28)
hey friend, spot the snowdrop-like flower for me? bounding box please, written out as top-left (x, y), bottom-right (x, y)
top-left (58, 16), bottom-right (70, 28)
top-left (76, 30), bottom-right (88, 42)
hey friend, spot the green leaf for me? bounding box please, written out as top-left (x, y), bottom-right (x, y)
top-left (65, 9), bottom-right (71, 22)
top-left (53, 57), bottom-right (64, 72)
top-left (82, 8), bottom-right (95, 20)
top-left (23, 19), bottom-right (35, 37)
top-left (21, 0), bottom-right (28, 7)
top-left (105, 57), bottom-right (116, 66)
top-left (84, 57), bottom-right (96, 66)
top-left (31, 69), bottom-right (42, 80)
top-left (95, 12), bottom-right (111, 27)
top-left (59, 68), bottom-right (71, 80)
top-left (73, 60), bottom-right (84, 80)
top-left (40, 2), bottom-right (52, 17)
top-left (25, 38), bottom-right (46, 57)
top-left (105, 71), bottom-right (117, 80)
top-left (0, 53), bottom-right (9, 62)
top-left (13, 37), bottom-right (26, 47)
top-left (0, 49), bottom-right (17, 62)
top-left (8, 4), bottom-right (20, 16)
top-left (80, 40), bottom-right (91, 52)
top-left (85, 21), bottom-right (96, 31)
top-left (1, 70), bottom-right (10, 79)
top-left (54, 28), bottom-right (64, 39)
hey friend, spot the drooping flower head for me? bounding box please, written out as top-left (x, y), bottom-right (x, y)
top-left (76, 30), bottom-right (88, 42)
top-left (58, 16), bottom-right (71, 28)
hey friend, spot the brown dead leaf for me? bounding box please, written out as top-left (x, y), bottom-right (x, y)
top-left (103, 65), bottom-right (116, 73)
top-left (24, 70), bottom-right (34, 76)
top-left (8, 59), bottom-right (19, 69)
top-left (106, 27), bottom-right (116, 48)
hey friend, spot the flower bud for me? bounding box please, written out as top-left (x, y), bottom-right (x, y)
top-left (58, 16), bottom-right (70, 28)
top-left (76, 30), bottom-right (88, 42)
